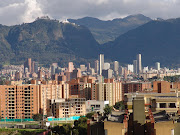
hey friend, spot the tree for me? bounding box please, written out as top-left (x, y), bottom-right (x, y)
top-left (32, 114), bottom-right (43, 121)
top-left (114, 101), bottom-right (125, 110)
top-left (72, 128), bottom-right (79, 135)
top-left (104, 105), bottom-right (112, 115)
top-left (73, 117), bottom-right (87, 135)
top-left (85, 112), bottom-right (95, 119)
top-left (52, 124), bottom-right (72, 135)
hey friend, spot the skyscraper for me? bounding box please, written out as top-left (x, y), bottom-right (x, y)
top-left (136, 54), bottom-right (142, 74)
top-left (133, 60), bottom-right (138, 74)
top-left (34, 62), bottom-right (39, 73)
top-left (24, 58), bottom-right (32, 73)
top-left (114, 61), bottom-right (119, 72)
top-left (155, 62), bottom-right (160, 71)
top-left (99, 54), bottom-right (104, 75)
top-left (28, 58), bottom-right (32, 73)
top-left (68, 62), bottom-right (74, 72)
top-left (95, 60), bottom-right (99, 74)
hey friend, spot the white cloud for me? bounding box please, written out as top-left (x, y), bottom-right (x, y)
top-left (0, 0), bottom-right (180, 25)
top-left (21, 0), bottom-right (45, 23)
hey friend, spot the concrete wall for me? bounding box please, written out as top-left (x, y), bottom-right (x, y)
top-left (104, 121), bottom-right (125, 135)
top-left (154, 121), bottom-right (175, 135)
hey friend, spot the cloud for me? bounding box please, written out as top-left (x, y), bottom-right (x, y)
top-left (0, 0), bottom-right (46, 25)
top-left (0, 0), bottom-right (180, 25)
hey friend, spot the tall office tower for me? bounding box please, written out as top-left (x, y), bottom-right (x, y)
top-left (68, 62), bottom-right (74, 72)
top-left (38, 70), bottom-right (43, 80)
top-left (114, 61), bottom-right (119, 72)
top-left (124, 67), bottom-right (128, 80)
top-left (119, 66), bottom-right (124, 75)
top-left (133, 60), bottom-right (138, 74)
top-left (103, 62), bottom-right (110, 70)
top-left (155, 62), bottom-right (160, 71)
top-left (51, 65), bottom-right (56, 75)
top-left (128, 64), bottom-right (133, 73)
top-left (24, 58), bottom-right (32, 73)
top-left (102, 69), bottom-right (113, 79)
top-left (28, 58), bottom-right (32, 73)
top-left (136, 54), bottom-right (142, 73)
top-left (34, 62), bottom-right (39, 73)
top-left (99, 54), bottom-right (104, 75)
top-left (95, 60), bottom-right (99, 73)
top-left (87, 63), bottom-right (91, 71)
top-left (32, 61), bottom-right (35, 73)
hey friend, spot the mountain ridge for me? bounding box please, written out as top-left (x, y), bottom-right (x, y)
top-left (0, 18), bottom-right (100, 67)
top-left (102, 18), bottom-right (180, 67)
top-left (68, 14), bottom-right (152, 44)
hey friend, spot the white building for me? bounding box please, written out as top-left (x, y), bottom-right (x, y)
top-left (155, 62), bottom-right (160, 71)
top-left (85, 100), bottom-right (109, 114)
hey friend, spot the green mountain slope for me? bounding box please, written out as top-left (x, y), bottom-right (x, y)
top-left (103, 18), bottom-right (180, 67)
top-left (0, 18), bottom-right (100, 66)
top-left (68, 14), bottom-right (151, 44)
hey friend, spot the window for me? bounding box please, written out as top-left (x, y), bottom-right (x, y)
top-left (160, 103), bottom-right (166, 108)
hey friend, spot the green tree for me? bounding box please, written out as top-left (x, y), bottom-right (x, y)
top-left (52, 124), bottom-right (72, 135)
top-left (85, 112), bottom-right (95, 119)
top-left (73, 117), bottom-right (87, 135)
top-left (114, 101), bottom-right (125, 110)
top-left (104, 105), bottom-right (112, 115)
top-left (32, 114), bottom-right (43, 121)
top-left (72, 128), bottom-right (79, 135)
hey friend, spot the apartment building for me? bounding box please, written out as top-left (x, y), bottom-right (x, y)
top-left (96, 79), bottom-right (122, 106)
top-left (0, 82), bottom-right (69, 119)
top-left (47, 98), bottom-right (86, 118)
top-left (68, 76), bottom-right (97, 100)
top-left (0, 85), bottom-right (39, 119)
top-left (39, 83), bottom-right (69, 115)
top-left (122, 81), bottom-right (152, 93)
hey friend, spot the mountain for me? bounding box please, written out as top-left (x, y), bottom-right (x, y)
top-left (68, 14), bottom-right (152, 44)
top-left (102, 18), bottom-right (180, 67)
top-left (0, 18), bottom-right (100, 66)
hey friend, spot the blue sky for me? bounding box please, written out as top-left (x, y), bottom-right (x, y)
top-left (0, 0), bottom-right (180, 25)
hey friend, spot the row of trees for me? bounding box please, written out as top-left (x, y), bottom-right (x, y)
top-left (51, 116), bottom-right (88, 135)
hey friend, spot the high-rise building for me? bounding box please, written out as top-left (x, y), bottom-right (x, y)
top-left (0, 85), bottom-right (39, 119)
top-left (133, 60), bottom-right (138, 74)
top-left (71, 68), bottom-right (81, 79)
top-left (51, 65), bottom-right (56, 75)
top-left (87, 63), bottom-right (91, 71)
top-left (32, 61), bottom-right (35, 73)
top-left (114, 61), bottom-right (119, 72)
top-left (128, 64), bottom-right (133, 73)
top-left (34, 62), bottom-right (39, 73)
top-left (95, 60), bottom-right (99, 74)
top-left (136, 54), bottom-right (142, 73)
top-left (103, 62), bottom-right (110, 70)
top-left (80, 65), bottom-right (86, 72)
top-left (99, 54), bottom-right (104, 75)
top-left (24, 58), bottom-right (32, 73)
top-left (68, 62), bottom-right (74, 72)
top-left (38, 70), bottom-right (43, 80)
top-left (97, 80), bottom-right (122, 106)
top-left (102, 69), bottom-right (113, 79)
top-left (155, 62), bottom-right (160, 71)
